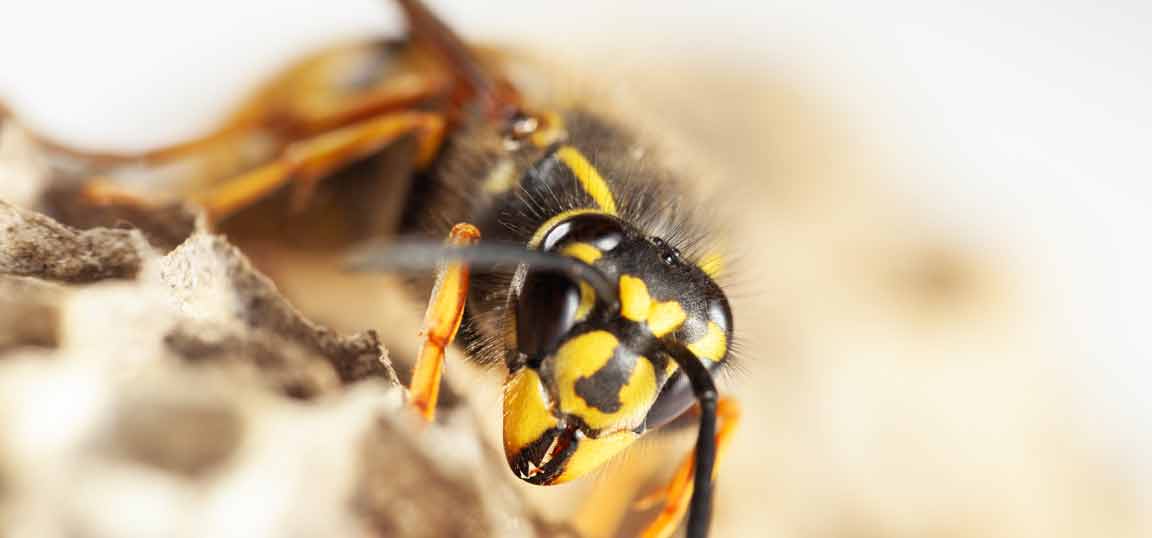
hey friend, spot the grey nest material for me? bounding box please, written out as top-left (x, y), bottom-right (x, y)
top-left (0, 200), bottom-right (572, 538)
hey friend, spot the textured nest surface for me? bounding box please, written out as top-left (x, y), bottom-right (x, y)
top-left (0, 196), bottom-right (574, 538)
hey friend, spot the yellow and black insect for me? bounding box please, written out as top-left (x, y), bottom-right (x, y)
top-left (7, 1), bottom-right (741, 536)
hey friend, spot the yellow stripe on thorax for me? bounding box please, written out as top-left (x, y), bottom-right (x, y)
top-left (556, 146), bottom-right (618, 215)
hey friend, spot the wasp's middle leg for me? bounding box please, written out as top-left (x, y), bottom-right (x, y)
top-left (196, 110), bottom-right (444, 222)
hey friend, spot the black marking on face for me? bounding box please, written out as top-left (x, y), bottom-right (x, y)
top-left (573, 346), bottom-right (639, 414)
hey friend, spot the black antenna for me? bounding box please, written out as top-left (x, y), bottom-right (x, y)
top-left (347, 240), bottom-right (621, 313)
top-left (659, 340), bottom-right (719, 538)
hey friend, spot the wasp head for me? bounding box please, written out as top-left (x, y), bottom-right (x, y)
top-left (503, 211), bottom-right (732, 485)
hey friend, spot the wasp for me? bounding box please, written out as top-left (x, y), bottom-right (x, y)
top-left (4, 1), bottom-right (741, 536)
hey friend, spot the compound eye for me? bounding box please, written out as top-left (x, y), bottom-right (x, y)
top-left (515, 270), bottom-right (580, 361)
top-left (642, 369), bottom-right (696, 430)
top-left (645, 299), bottom-right (731, 430)
top-left (517, 213), bottom-right (624, 362)
top-left (539, 213), bottom-right (624, 252)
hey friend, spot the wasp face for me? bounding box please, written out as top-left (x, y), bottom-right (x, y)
top-left (503, 213), bottom-right (733, 485)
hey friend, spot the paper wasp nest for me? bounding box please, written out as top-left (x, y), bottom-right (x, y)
top-left (0, 193), bottom-right (572, 538)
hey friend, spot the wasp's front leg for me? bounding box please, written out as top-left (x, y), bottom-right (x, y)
top-left (407, 222), bottom-right (481, 423)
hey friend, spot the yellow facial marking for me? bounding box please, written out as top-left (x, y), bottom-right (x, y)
top-left (561, 242), bottom-right (602, 264)
top-left (554, 430), bottom-right (639, 483)
top-left (619, 275), bottom-right (689, 337)
top-left (619, 275), bottom-right (652, 323)
top-left (555, 331), bottom-right (618, 381)
top-left (687, 321), bottom-right (728, 362)
top-left (647, 301), bottom-right (687, 338)
top-left (557, 146), bottom-right (618, 215)
top-left (528, 208), bottom-right (605, 249)
top-left (575, 282), bottom-right (596, 322)
top-left (553, 331), bottom-right (659, 431)
top-left (503, 368), bottom-right (560, 457)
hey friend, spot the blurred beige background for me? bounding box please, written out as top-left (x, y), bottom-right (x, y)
top-left (2, 1), bottom-right (1150, 536)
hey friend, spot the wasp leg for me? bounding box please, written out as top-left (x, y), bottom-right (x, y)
top-left (14, 50), bottom-right (447, 169)
top-left (636, 397), bottom-right (741, 538)
top-left (16, 60), bottom-right (447, 220)
top-left (76, 177), bottom-right (159, 207)
top-left (408, 223), bottom-right (481, 423)
top-left (196, 111), bottom-right (444, 222)
top-left (289, 74), bottom-right (449, 136)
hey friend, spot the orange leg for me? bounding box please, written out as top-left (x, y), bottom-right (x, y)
top-left (636, 397), bottom-right (742, 538)
top-left (195, 111), bottom-right (444, 222)
top-left (288, 73), bottom-right (450, 135)
top-left (11, 46), bottom-right (448, 168)
top-left (14, 56), bottom-right (448, 223)
top-left (78, 177), bottom-right (160, 207)
top-left (408, 223), bottom-right (481, 423)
